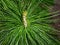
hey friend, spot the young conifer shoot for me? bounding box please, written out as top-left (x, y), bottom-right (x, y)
top-left (0, 0), bottom-right (60, 45)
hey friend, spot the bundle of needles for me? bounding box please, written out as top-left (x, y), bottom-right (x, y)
top-left (0, 0), bottom-right (60, 45)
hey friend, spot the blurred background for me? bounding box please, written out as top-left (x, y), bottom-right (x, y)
top-left (51, 0), bottom-right (60, 39)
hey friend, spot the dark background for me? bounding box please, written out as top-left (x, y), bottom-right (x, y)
top-left (52, 0), bottom-right (60, 39)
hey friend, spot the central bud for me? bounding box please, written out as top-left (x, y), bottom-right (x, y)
top-left (22, 11), bottom-right (27, 28)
